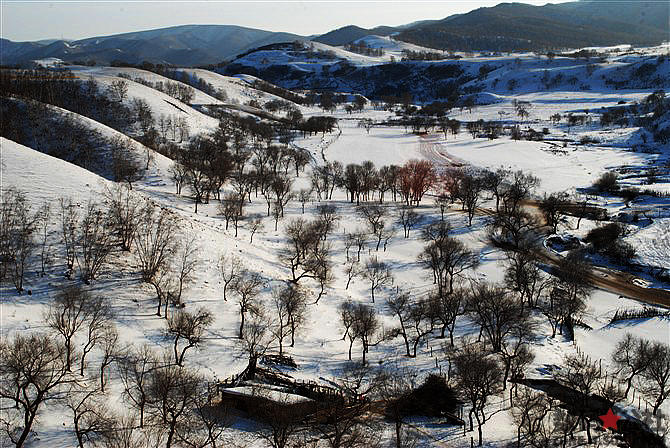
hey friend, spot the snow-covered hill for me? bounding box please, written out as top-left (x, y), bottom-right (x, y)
top-left (70, 67), bottom-right (219, 134)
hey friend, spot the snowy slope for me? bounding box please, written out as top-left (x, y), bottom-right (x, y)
top-left (70, 69), bottom-right (219, 135)
top-left (348, 34), bottom-right (449, 62)
top-left (177, 68), bottom-right (306, 110)
top-left (1, 137), bottom-right (112, 203)
top-left (71, 65), bottom-right (224, 105)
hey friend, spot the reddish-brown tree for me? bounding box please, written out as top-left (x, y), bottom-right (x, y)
top-left (398, 160), bottom-right (437, 205)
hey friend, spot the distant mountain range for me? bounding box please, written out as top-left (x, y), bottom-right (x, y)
top-left (1, 25), bottom-right (303, 66)
top-left (1, 1), bottom-right (667, 66)
top-left (397, 1), bottom-right (669, 52)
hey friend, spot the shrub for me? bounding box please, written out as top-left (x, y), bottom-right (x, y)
top-left (619, 188), bottom-right (640, 203)
top-left (585, 223), bottom-right (636, 265)
top-left (593, 171), bottom-right (618, 192)
top-left (604, 240), bottom-right (636, 265)
top-left (580, 135), bottom-right (600, 145)
top-left (584, 223), bottom-right (626, 251)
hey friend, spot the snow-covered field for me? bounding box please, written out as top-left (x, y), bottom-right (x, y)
top-left (2, 43), bottom-right (670, 447)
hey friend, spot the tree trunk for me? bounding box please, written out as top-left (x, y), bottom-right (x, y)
top-left (16, 408), bottom-right (38, 448)
top-left (475, 412), bottom-right (483, 446)
top-left (166, 419), bottom-right (177, 448)
top-left (239, 308), bottom-right (245, 339)
top-left (395, 420), bottom-right (402, 448)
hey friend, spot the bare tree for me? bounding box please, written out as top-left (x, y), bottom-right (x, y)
top-left (544, 251), bottom-right (590, 340)
top-left (501, 171), bottom-right (540, 214)
top-left (146, 363), bottom-right (202, 448)
top-left (504, 248), bottom-right (549, 311)
top-left (166, 308), bottom-right (213, 366)
top-left (511, 388), bottom-right (561, 448)
top-left (639, 341), bottom-right (670, 415)
top-left (405, 299), bottom-right (437, 358)
top-left (2, 188), bottom-right (36, 293)
top-left (553, 352), bottom-right (602, 444)
top-left (104, 184), bottom-right (143, 252)
top-left (611, 333), bottom-right (653, 398)
top-left (314, 245), bottom-right (334, 303)
top-left (219, 193), bottom-right (245, 235)
top-left (459, 172), bottom-right (484, 227)
top-left (241, 314), bottom-right (273, 374)
top-left (280, 218), bottom-right (331, 284)
top-left (351, 303), bottom-right (384, 365)
top-left (363, 256), bottom-right (392, 302)
top-left (79, 295), bottom-right (112, 376)
top-left (0, 333), bottom-right (71, 447)
top-left (272, 202), bottom-right (282, 232)
top-left (247, 214), bottom-right (263, 244)
top-left (500, 321), bottom-right (535, 392)
top-left (99, 325), bottom-right (119, 392)
top-left (482, 167), bottom-right (511, 212)
top-left (271, 174), bottom-right (294, 217)
top-left (489, 208), bottom-right (538, 250)
top-left (134, 203), bottom-right (178, 282)
top-left (453, 342), bottom-right (503, 446)
top-left (418, 228), bottom-right (478, 295)
top-left (344, 259), bottom-right (363, 290)
top-left (231, 270), bottom-right (264, 338)
top-left (297, 188), bottom-right (312, 214)
top-left (109, 79), bottom-right (128, 102)
top-left (0, 188), bottom-right (18, 283)
top-left (110, 136), bottom-right (143, 189)
top-left (76, 201), bottom-right (114, 283)
top-left (36, 201), bottom-right (52, 277)
top-left (429, 287), bottom-right (466, 346)
top-left (573, 193), bottom-right (598, 230)
top-left (396, 206), bottom-right (420, 238)
top-left (218, 252), bottom-right (242, 302)
top-left (387, 291), bottom-right (435, 358)
top-left (150, 265), bottom-right (177, 318)
top-left (270, 285), bottom-right (293, 356)
top-left (358, 205), bottom-right (387, 251)
top-left (434, 194), bottom-right (450, 221)
top-left (467, 283), bottom-right (525, 353)
top-left (169, 162), bottom-right (189, 196)
top-left (539, 191), bottom-right (569, 233)
top-left (351, 229), bottom-right (368, 262)
top-left (316, 204), bottom-right (340, 241)
top-left (175, 234), bottom-right (199, 305)
top-left (67, 386), bottom-right (112, 448)
top-left (270, 283), bottom-right (307, 354)
top-left (45, 285), bottom-right (92, 371)
top-left (117, 345), bottom-right (157, 428)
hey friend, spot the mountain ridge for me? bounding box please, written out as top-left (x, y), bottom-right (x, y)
top-left (2, 1), bottom-right (667, 66)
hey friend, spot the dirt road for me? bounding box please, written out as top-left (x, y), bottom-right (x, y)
top-left (421, 133), bottom-right (670, 308)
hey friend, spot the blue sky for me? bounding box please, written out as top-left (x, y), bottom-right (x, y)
top-left (2, 0), bottom-right (564, 41)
